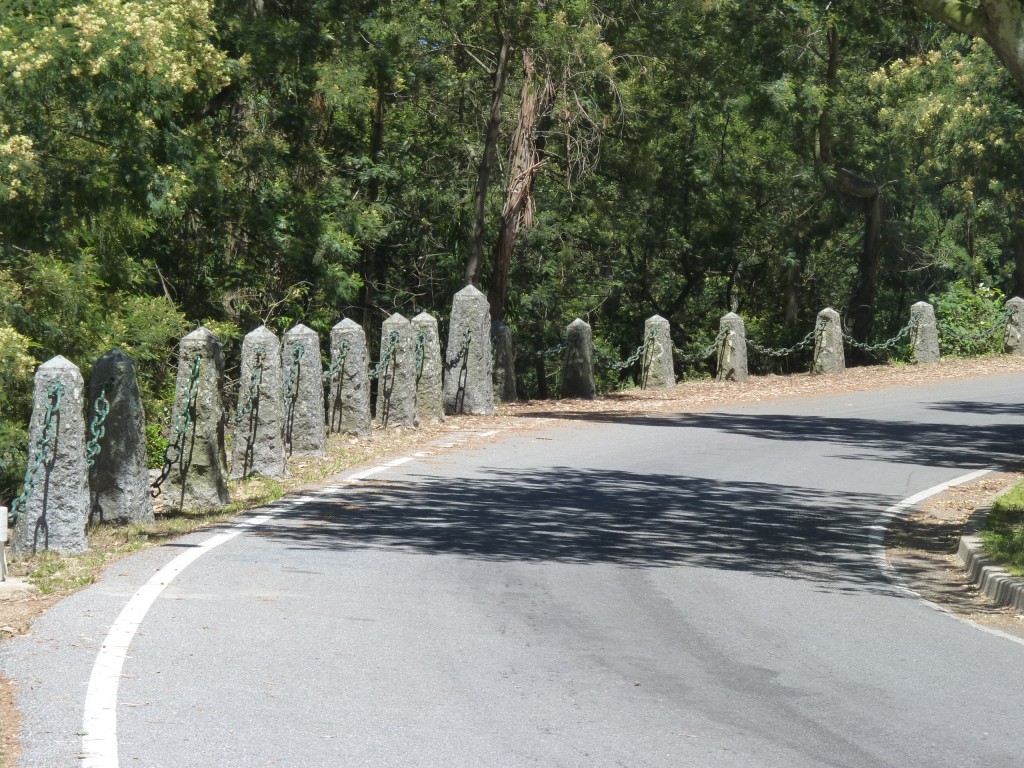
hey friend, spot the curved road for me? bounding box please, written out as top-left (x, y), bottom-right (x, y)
top-left (5, 373), bottom-right (1024, 767)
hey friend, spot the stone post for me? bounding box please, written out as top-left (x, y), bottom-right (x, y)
top-left (328, 319), bottom-right (371, 437)
top-left (412, 312), bottom-right (445, 424)
top-left (89, 349), bottom-right (154, 525)
top-left (375, 313), bottom-right (417, 428)
top-left (641, 315), bottom-right (675, 390)
top-left (443, 285), bottom-right (495, 415)
top-left (283, 324), bottom-right (326, 457)
top-left (561, 318), bottom-right (596, 399)
top-left (231, 326), bottom-right (286, 480)
top-left (164, 327), bottom-right (231, 511)
top-left (717, 313), bottom-right (748, 382)
top-left (12, 356), bottom-right (90, 554)
top-left (910, 301), bottom-right (940, 365)
top-left (1004, 297), bottom-right (1024, 355)
top-left (492, 321), bottom-right (517, 402)
top-left (812, 307), bottom-right (845, 375)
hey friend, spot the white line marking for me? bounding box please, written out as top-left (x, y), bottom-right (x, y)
top-left (871, 469), bottom-right (1024, 649)
top-left (80, 428), bottom-right (502, 766)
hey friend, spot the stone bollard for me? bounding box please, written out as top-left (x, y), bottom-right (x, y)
top-left (444, 285), bottom-right (495, 415)
top-left (328, 319), bottom-right (371, 437)
top-left (12, 356), bottom-right (90, 554)
top-left (716, 313), bottom-right (748, 382)
top-left (89, 349), bottom-right (154, 525)
top-left (910, 301), bottom-right (940, 365)
top-left (492, 321), bottom-right (517, 402)
top-left (812, 307), bottom-right (845, 375)
top-left (412, 312), bottom-right (445, 424)
top-left (375, 313), bottom-right (417, 428)
top-left (1004, 297), bottom-right (1024, 355)
top-left (283, 324), bottom-right (327, 457)
top-left (641, 315), bottom-right (675, 389)
top-left (231, 326), bottom-right (286, 480)
top-left (163, 327), bottom-right (231, 511)
top-left (561, 318), bottom-right (597, 399)
top-left (1, 506), bottom-right (7, 580)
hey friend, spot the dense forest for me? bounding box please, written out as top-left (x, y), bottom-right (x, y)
top-left (1, 0), bottom-right (1023, 499)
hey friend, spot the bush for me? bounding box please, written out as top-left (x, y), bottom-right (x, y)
top-left (931, 280), bottom-right (1006, 357)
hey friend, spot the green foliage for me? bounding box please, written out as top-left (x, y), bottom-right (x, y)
top-left (981, 483), bottom-right (1024, 576)
top-left (931, 279), bottom-right (1005, 357)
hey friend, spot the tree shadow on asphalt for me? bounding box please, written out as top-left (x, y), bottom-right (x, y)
top-left (255, 467), bottom-right (901, 595)
top-left (926, 400), bottom-right (1024, 417)
top-left (515, 410), bottom-right (1024, 469)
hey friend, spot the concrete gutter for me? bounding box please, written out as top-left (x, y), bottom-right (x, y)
top-left (958, 503), bottom-right (1024, 612)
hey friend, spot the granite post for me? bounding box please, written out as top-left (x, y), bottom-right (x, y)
top-left (328, 319), bottom-right (371, 437)
top-left (716, 313), bottom-right (748, 383)
top-left (164, 327), bottom-right (231, 511)
top-left (1004, 297), bottom-right (1024, 355)
top-left (375, 313), bottom-right (417, 428)
top-left (910, 301), bottom-right (941, 365)
top-left (412, 312), bottom-right (445, 424)
top-left (443, 285), bottom-right (495, 415)
top-left (492, 321), bottom-right (517, 402)
top-left (812, 307), bottom-right (845, 375)
top-left (89, 349), bottom-right (154, 525)
top-left (231, 326), bottom-right (286, 480)
top-left (641, 315), bottom-right (675, 389)
top-left (283, 324), bottom-right (327, 457)
top-left (561, 318), bottom-right (597, 399)
top-left (12, 356), bottom-right (90, 554)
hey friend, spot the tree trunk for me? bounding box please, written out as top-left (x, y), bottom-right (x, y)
top-left (488, 50), bottom-right (555, 323)
top-left (1013, 231), bottom-right (1024, 297)
top-left (358, 78), bottom-right (386, 333)
top-left (465, 34), bottom-right (512, 287)
top-left (849, 191), bottom-right (882, 349)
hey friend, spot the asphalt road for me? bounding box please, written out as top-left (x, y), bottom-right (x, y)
top-left (5, 374), bottom-right (1024, 767)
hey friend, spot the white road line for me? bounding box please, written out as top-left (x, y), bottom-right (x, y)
top-left (80, 429), bottom-right (501, 767)
top-left (871, 468), bottom-right (1024, 650)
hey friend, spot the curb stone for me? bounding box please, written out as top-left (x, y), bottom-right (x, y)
top-left (958, 502), bottom-right (1024, 612)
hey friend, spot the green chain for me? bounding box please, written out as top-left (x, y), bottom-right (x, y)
top-left (674, 328), bottom-right (729, 363)
top-left (285, 343), bottom-right (305, 402)
top-left (414, 331), bottom-right (428, 379)
top-left (941, 305), bottom-right (1015, 346)
top-left (747, 320), bottom-right (824, 358)
top-left (322, 339), bottom-right (350, 383)
top-left (85, 381), bottom-right (112, 468)
top-left (445, 328), bottom-right (473, 371)
top-left (236, 351), bottom-right (265, 424)
top-left (369, 331), bottom-right (401, 379)
top-left (8, 381), bottom-right (66, 528)
top-left (152, 355), bottom-right (203, 499)
top-left (606, 327), bottom-right (658, 373)
top-left (842, 315), bottom-right (918, 354)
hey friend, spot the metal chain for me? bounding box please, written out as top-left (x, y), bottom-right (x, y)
top-left (444, 328), bottom-right (473, 371)
top-left (235, 351), bottom-right (264, 425)
top-left (285, 343), bottom-right (305, 402)
top-left (414, 331), bottom-right (428, 379)
top-left (747, 320), bottom-right (824, 358)
top-left (606, 327), bottom-right (658, 372)
top-left (322, 340), bottom-right (350, 383)
top-left (369, 331), bottom-right (401, 379)
top-left (674, 328), bottom-right (729, 363)
top-left (151, 356), bottom-right (203, 499)
top-left (85, 380), bottom-right (113, 468)
top-left (941, 305), bottom-right (1015, 346)
top-left (8, 381), bottom-right (65, 528)
top-left (540, 342), bottom-right (566, 359)
top-left (842, 315), bottom-right (918, 353)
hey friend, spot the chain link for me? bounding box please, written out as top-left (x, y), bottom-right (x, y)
top-left (941, 305), bottom-right (1015, 347)
top-left (322, 340), bottom-right (350, 383)
top-left (674, 328), bottom-right (729, 363)
top-left (747, 320), bottom-right (824, 358)
top-left (85, 380), bottom-right (113, 468)
top-left (235, 351), bottom-right (265, 425)
top-left (445, 328), bottom-right (473, 371)
top-left (8, 381), bottom-right (65, 529)
top-left (285, 343), bottom-right (305, 402)
top-left (370, 331), bottom-right (401, 379)
top-left (842, 315), bottom-right (918, 353)
top-left (414, 331), bottom-right (427, 379)
top-left (152, 356), bottom-right (203, 499)
top-left (605, 327), bottom-right (658, 372)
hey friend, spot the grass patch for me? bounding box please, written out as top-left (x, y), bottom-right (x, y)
top-left (981, 481), bottom-right (1024, 576)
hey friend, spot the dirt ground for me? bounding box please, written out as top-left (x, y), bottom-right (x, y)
top-left (3, 354), bottom-right (1024, 767)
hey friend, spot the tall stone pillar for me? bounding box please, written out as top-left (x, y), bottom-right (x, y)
top-left (1004, 297), bottom-right (1024, 355)
top-left (283, 324), bottom-right (326, 457)
top-left (12, 356), bottom-right (89, 555)
top-left (561, 318), bottom-right (596, 399)
top-left (328, 319), bottom-right (371, 437)
top-left (910, 301), bottom-right (940, 365)
top-left (164, 327), bottom-right (231, 511)
top-left (89, 349), bottom-right (154, 525)
top-left (717, 313), bottom-right (748, 382)
top-left (492, 321), bottom-right (517, 402)
top-left (412, 312), bottom-right (445, 424)
top-left (641, 315), bottom-right (675, 390)
top-left (375, 313), bottom-right (417, 428)
top-left (443, 285), bottom-right (495, 415)
top-left (231, 326), bottom-right (286, 480)
top-left (812, 308), bottom-right (845, 375)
